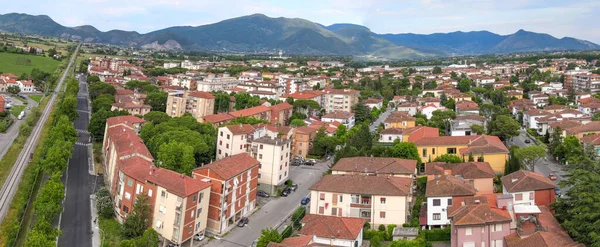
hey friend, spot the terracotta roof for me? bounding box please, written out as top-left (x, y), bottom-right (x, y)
top-left (310, 175), bottom-right (412, 196)
top-left (202, 113), bottom-right (235, 124)
top-left (454, 115), bottom-right (487, 122)
top-left (501, 170), bottom-right (556, 193)
top-left (324, 89), bottom-right (360, 95)
top-left (230, 105), bottom-right (271, 117)
top-left (447, 203), bottom-right (511, 226)
top-left (565, 121), bottom-right (600, 135)
top-left (268, 235), bottom-right (313, 247)
top-left (580, 133), bottom-right (600, 145)
top-left (0, 96), bottom-right (4, 103)
top-left (146, 168), bottom-right (211, 197)
top-left (421, 97), bottom-right (441, 102)
top-left (283, 92), bottom-right (320, 100)
top-left (296, 126), bottom-right (317, 135)
top-left (455, 101), bottom-right (479, 111)
top-left (425, 162), bottom-right (495, 179)
top-left (116, 89), bottom-right (134, 95)
top-left (224, 124), bottom-right (255, 135)
top-left (332, 157), bottom-right (416, 175)
top-left (425, 175), bottom-right (476, 197)
top-left (193, 153), bottom-right (259, 180)
top-left (544, 105), bottom-right (567, 111)
top-left (106, 115), bottom-right (145, 129)
top-left (459, 135), bottom-right (509, 154)
top-left (504, 232), bottom-right (583, 247)
top-left (322, 111), bottom-right (354, 119)
top-left (112, 102), bottom-right (151, 109)
top-left (413, 135), bottom-right (477, 146)
top-left (385, 111), bottom-right (416, 123)
top-left (549, 120), bottom-right (581, 130)
top-left (270, 102), bottom-right (293, 111)
top-left (106, 126), bottom-right (153, 159)
top-left (300, 214), bottom-right (366, 240)
top-left (189, 91), bottom-right (215, 99)
top-left (380, 128), bottom-right (404, 135)
top-left (119, 156), bottom-right (153, 182)
top-left (363, 98), bottom-right (383, 104)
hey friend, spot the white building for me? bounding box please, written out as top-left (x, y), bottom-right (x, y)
top-left (425, 176), bottom-right (476, 229)
top-left (321, 111), bottom-right (355, 129)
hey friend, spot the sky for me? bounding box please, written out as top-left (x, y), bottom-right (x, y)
top-left (2, 0), bottom-right (600, 43)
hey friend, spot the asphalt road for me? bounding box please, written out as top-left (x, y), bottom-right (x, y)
top-left (0, 96), bottom-right (38, 161)
top-left (0, 44), bottom-right (80, 222)
top-left (370, 108), bottom-right (392, 132)
top-left (205, 159), bottom-right (332, 247)
top-left (58, 74), bottom-right (93, 247)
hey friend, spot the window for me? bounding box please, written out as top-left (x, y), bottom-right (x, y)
top-left (515, 193), bottom-right (523, 201)
top-left (447, 198), bottom-right (452, 206)
top-left (258, 173), bottom-right (261, 178)
top-left (299, 143), bottom-right (303, 147)
top-left (320, 193), bottom-right (326, 200)
top-left (189, 225), bottom-right (193, 234)
top-left (259, 154), bottom-right (263, 159)
top-left (529, 192), bottom-right (534, 200)
top-left (218, 149), bottom-right (222, 154)
top-left (161, 190), bottom-right (167, 198)
top-left (402, 121), bottom-right (407, 126)
top-left (193, 194), bottom-right (197, 202)
top-left (477, 156), bottom-right (484, 162)
top-left (389, 136), bottom-right (392, 141)
top-left (196, 208), bottom-right (202, 218)
top-left (492, 240), bottom-right (503, 247)
top-left (493, 224), bottom-right (503, 232)
top-left (380, 198), bottom-right (386, 204)
top-left (433, 199), bottom-right (441, 206)
top-left (127, 179), bottom-right (133, 187)
top-left (339, 195), bottom-right (343, 202)
top-left (432, 148), bottom-right (436, 155)
top-left (125, 192), bottom-right (131, 200)
top-left (447, 148), bottom-right (457, 154)
top-left (280, 155), bottom-right (283, 160)
top-left (220, 131), bottom-right (223, 137)
top-left (148, 189), bottom-right (153, 197)
top-left (219, 140), bottom-right (222, 145)
top-left (319, 206), bottom-right (325, 214)
top-left (240, 145), bottom-right (243, 150)
top-left (351, 195), bottom-right (360, 204)
top-left (380, 211), bottom-right (386, 218)
top-left (159, 205), bottom-right (166, 214)
top-left (226, 144), bottom-right (229, 148)
top-left (198, 193), bottom-right (203, 204)
top-left (332, 208), bottom-right (337, 215)
top-left (191, 210), bottom-right (194, 218)
top-left (260, 144), bottom-right (263, 149)
top-left (196, 222), bottom-right (201, 231)
top-left (465, 227), bottom-right (472, 235)
top-left (280, 165), bottom-right (282, 170)
top-left (433, 213), bottom-right (441, 220)
top-left (227, 134), bottom-right (230, 139)
top-left (469, 180), bottom-right (474, 185)
top-left (279, 175), bottom-right (282, 180)
top-left (422, 148), bottom-right (427, 157)
top-left (123, 206), bottom-right (129, 214)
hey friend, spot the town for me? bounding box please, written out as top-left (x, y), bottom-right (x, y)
top-left (0, 7), bottom-right (599, 247)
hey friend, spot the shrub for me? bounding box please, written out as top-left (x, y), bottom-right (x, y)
top-left (378, 224), bottom-right (386, 232)
top-left (424, 227), bottom-right (451, 241)
top-left (371, 235), bottom-right (382, 247)
top-left (364, 222), bottom-right (371, 229)
top-left (96, 187), bottom-right (114, 218)
top-left (386, 224), bottom-right (397, 241)
top-left (281, 225), bottom-right (293, 239)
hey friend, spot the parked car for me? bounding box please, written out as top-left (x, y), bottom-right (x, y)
top-left (237, 217), bottom-right (249, 227)
top-left (548, 173), bottom-right (557, 180)
top-left (281, 187), bottom-right (292, 197)
top-left (257, 190), bottom-right (270, 198)
top-left (304, 159), bottom-right (316, 166)
top-left (555, 187), bottom-right (561, 196)
top-left (301, 197), bottom-right (310, 205)
top-left (289, 184), bottom-right (298, 192)
top-left (524, 139), bottom-right (531, 144)
top-left (291, 157), bottom-right (305, 166)
top-left (193, 232), bottom-right (205, 241)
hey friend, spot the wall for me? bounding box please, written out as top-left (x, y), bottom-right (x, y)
top-left (452, 223), bottom-right (510, 247)
top-left (387, 120), bottom-right (416, 129)
top-left (379, 133), bottom-right (403, 143)
top-left (293, 133), bottom-right (311, 157)
top-left (216, 128), bottom-right (247, 160)
top-left (253, 141), bottom-right (291, 195)
top-left (152, 186), bottom-right (180, 243)
top-left (427, 196), bottom-right (451, 227)
top-left (371, 195), bottom-right (409, 227)
top-left (534, 189), bottom-right (555, 207)
top-left (473, 178), bottom-right (494, 196)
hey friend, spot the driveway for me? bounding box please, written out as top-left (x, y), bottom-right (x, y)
top-left (204, 158), bottom-right (332, 247)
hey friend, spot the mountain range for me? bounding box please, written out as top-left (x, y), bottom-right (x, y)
top-left (1, 13), bottom-right (599, 59)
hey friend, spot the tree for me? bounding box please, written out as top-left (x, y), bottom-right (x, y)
top-left (348, 123), bottom-right (372, 151)
top-left (390, 142), bottom-right (422, 163)
top-left (58, 95), bottom-right (79, 121)
top-left (122, 194), bottom-right (151, 239)
top-left (89, 109), bottom-right (130, 139)
top-left (432, 66), bottom-right (442, 74)
top-left (554, 135), bottom-right (583, 162)
top-left (289, 119), bottom-right (306, 127)
top-left (352, 102), bottom-right (372, 124)
top-left (505, 146), bottom-right (521, 175)
top-left (548, 127), bottom-right (563, 156)
top-left (257, 228), bottom-right (282, 247)
top-left (335, 124), bottom-right (347, 138)
top-left (145, 91), bottom-right (168, 112)
top-left (457, 79), bottom-right (471, 92)
top-left (96, 187), bottom-right (114, 218)
top-left (143, 111), bottom-right (170, 124)
top-left (285, 97), bottom-right (294, 104)
top-left (234, 92), bottom-right (261, 110)
top-left (488, 115), bottom-right (519, 141)
top-left (7, 85), bottom-right (20, 95)
top-left (86, 75), bottom-right (101, 83)
top-left (566, 62), bottom-right (577, 70)
top-left (157, 142), bottom-right (197, 175)
top-left (593, 112), bottom-right (600, 121)
top-left (91, 94), bottom-right (115, 113)
top-left (88, 82), bottom-right (116, 99)
top-left (214, 92), bottom-right (231, 113)
top-left (433, 154), bottom-right (462, 163)
top-left (470, 124), bottom-right (485, 135)
top-left (429, 110), bottom-right (456, 134)
top-left (514, 146), bottom-right (545, 172)
top-left (490, 90), bottom-right (506, 106)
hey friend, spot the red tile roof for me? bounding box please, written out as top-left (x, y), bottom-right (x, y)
top-left (202, 113), bottom-right (235, 124)
top-left (447, 203), bottom-right (511, 226)
top-left (296, 126), bottom-right (317, 135)
top-left (322, 111), bottom-right (354, 119)
top-left (565, 121), bottom-right (600, 135)
top-left (425, 162), bottom-right (495, 179)
top-left (310, 175), bottom-right (412, 196)
top-left (116, 89), bottom-right (134, 95)
top-left (459, 135), bottom-right (509, 154)
top-left (230, 105), bottom-right (271, 117)
top-left (332, 157), bottom-right (416, 175)
top-left (501, 170), bottom-right (556, 193)
top-left (270, 102), bottom-right (293, 111)
top-left (455, 101), bottom-right (479, 111)
top-left (119, 156), bottom-right (153, 182)
top-left (106, 115), bottom-right (145, 129)
top-left (268, 235), bottom-right (313, 247)
top-left (146, 168), bottom-right (211, 197)
top-left (224, 124), bottom-right (256, 135)
top-left (106, 126), bottom-right (153, 159)
top-left (504, 232), bottom-right (584, 247)
top-left (425, 175), bottom-right (476, 197)
top-left (300, 214), bottom-right (365, 240)
top-left (189, 91), bottom-right (215, 99)
top-left (193, 153), bottom-right (259, 180)
top-left (580, 133), bottom-right (600, 145)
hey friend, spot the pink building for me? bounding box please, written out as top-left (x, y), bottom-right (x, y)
top-left (448, 195), bottom-right (512, 247)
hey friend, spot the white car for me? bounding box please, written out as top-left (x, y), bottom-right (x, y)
top-left (193, 232), bottom-right (205, 241)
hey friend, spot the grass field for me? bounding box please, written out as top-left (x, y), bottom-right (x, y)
top-left (0, 52), bottom-right (60, 75)
top-left (28, 95), bottom-right (43, 104)
top-left (10, 105), bottom-right (25, 117)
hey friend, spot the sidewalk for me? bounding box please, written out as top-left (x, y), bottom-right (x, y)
top-left (90, 195), bottom-right (101, 247)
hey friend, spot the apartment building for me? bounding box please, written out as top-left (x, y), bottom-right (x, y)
top-left (293, 126), bottom-right (317, 158)
top-left (230, 105), bottom-right (272, 122)
top-left (196, 77), bottom-right (240, 92)
top-left (166, 91), bottom-right (215, 121)
top-left (249, 137), bottom-right (292, 195)
top-left (192, 154), bottom-right (260, 234)
top-left (501, 170), bottom-right (556, 207)
top-left (331, 157), bottom-right (417, 178)
top-left (309, 174), bottom-right (413, 228)
top-left (425, 176), bottom-right (476, 229)
top-left (321, 111), bottom-right (355, 129)
top-left (323, 89), bottom-right (360, 113)
top-left (269, 102), bottom-right (293, 125)
top-left (565, 72), bottom-right (600, 92)
top-left (379, 125), bottom-right (439, 143)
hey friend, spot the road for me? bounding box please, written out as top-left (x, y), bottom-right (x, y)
top-left (0, 96), bottom-right (38, 161)
top-left (508, 129), bottom-right (567, 193)
top-left (58, 74), bottom-right (93, 247)
top-left (0, 44), bottom-right (80, 222)
top-left (205, 159), bottom-right (331, 247)
top-left (370, 108), bottom-right (392, 132)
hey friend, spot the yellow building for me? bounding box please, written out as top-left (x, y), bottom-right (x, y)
top-left (384, 111), bottom-right (416, 129)
top-left (414, 135), bottom-right (509, 174)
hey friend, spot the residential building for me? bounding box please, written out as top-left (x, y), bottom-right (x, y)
top-left (504, 206), bottom-right (583, 247)
top-left (379, 125), bottom-right (439, 143)
top-left (331, 157), bottom-right (417, 177)
top-left (166, 91), bottom-right (215, 121)
top-left (191, 153), bottom-right (260, 234)
top-left (0, 96), bottom-right (4, 112)
top-left (455, 101), bottom-right (479, 116)
top-left (414, 135), bottom-right (509, 173)
top-left (321, 111), bottom-right (355, 129)
top-left (447, 195), bottom-right (512, 247)
top-left (293, 126), bottom-right (317, 157)
top-left (196, 77), bottom-right (240, 92)
top-left (201, 113), bottom-right (236, 126)
top-left (111, 100), bottom-right (152, 116)
top-left (17, 80), bottom-right (35, 92)
top-left (323, 89), bottom-right (360, 113)
top-left (581, 133), bottom-right (600, 158)
top-left (501, 170), bottom-right (556, 207)
top-left (450, 115), bottom-right (487, 136)
top-left (384, 111), bottom-right (416, 129)
top-left (249, 136), bottom-right (292, 195)
top-left (309, 175), bottom-right (413, 228)
top-left (396, 102), bottom-right (419, 116)
top-left (564, 72), bottom-right (600, 92)
top-left (269, 102), bottom-right (293, 125)
top-left (421, 104), bottom-right (446, 119)
top-left (230, 105), bottom-right (272, 122)
top-left (364, 98), bottom-right (383, 109)
top-left (425, 162), bottom-right (496, 195)
top-left (298, 215), bottom-right (365, 247)
top-left (425, 176), bottom-right (476, 229)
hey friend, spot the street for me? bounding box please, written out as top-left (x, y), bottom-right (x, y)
top-left (0, 95), bottom-right (38, 161)
top-left (57, 74), bottom-right (94, 247)
top-left (370, 108), bottom-right (392, 132)
top-left (205, 158), bottom-right (331, 247)
top-left (509, 129), bottom-right (567, 192)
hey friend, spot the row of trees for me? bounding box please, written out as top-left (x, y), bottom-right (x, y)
top-left (25, 78), bottom-right (79, 246)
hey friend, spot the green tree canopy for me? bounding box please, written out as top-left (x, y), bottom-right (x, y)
top-left (143, 111), bottom-right (170, 125)
top-left (88, 82), bottom-right (116, 99)
top-left (91, 94), bottom-right (115, 113)
top-left (88, 109), bottom-right (130, 139)
top-left (289, 119), bottom-right (306, 127)
top-left (433, 154), bottom-right (462, 163)
top-left (145, 91), bottom-right (168, 112)
top-left (122, 194), bottom-right (151, 239)
top-left (157, 142), bottom-right (196, 175)
top-left (257, 228), bottom-right (282, 247)
top-left (514, 146), bottom-right (546, 172)
top-left (390, 142), bottom-right (422, 164)
top-left (488, 115), bottom-right (519, 141)
top-left (352, 102), bottom-right (372, 124)
top-left (457, 79), bottom-right (471, 92)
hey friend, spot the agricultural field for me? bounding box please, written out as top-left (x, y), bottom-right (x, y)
top-left (0, 52), bottom-right (60, 75)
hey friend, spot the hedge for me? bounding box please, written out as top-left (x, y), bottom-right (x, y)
top-left (424, 227), bottom-right (451, 241)
top-left (281, 225), bottom-right (293, 239)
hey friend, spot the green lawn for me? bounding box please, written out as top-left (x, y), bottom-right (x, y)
top-left (10, 105), bottom-right (25, 117)
top-left (29, 95), bottom-right (43, 103)
top-left (0, 52), bottom-right (60, 75)
top-left (99, 217), bottom-right (123, 247)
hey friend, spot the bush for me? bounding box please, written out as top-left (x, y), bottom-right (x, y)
top-left (364, 222), bottom-right (371, 229)
top-left (96, 187), bottom-right (114, 218)
top-left (378, 224), bottom-right (386, 232)
top-left (424, 227), bottom-right (451, 241)
top-left (386, 224), bottom-right (397, 241)
top-left (281, 225), bottom-right (293, 239)
top-left (19, 124), bottom-right (32, 136)
top-left (371, 235), bottom-right (382, 247)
